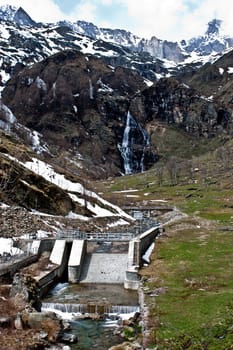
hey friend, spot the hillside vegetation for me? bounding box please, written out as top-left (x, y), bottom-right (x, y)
top-left (95, 136), bottom-right (233, 349)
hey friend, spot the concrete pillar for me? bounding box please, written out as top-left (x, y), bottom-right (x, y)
top-left (49, 240), bottom-right (69, 277)
top-left (68, 240), bottom-right (86, 283)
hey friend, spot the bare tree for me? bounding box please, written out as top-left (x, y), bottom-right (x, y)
top-left (215, 145), bottom-right (230, 170)
top-left (157, 166), bottom-right (164, 186)
top-left (166, 156), bottom-right (180, 185)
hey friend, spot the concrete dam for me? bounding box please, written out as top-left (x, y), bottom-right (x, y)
top-left (0, 225), bottom-right (161, 294)
top-left (47, 225), bottom-right (161, 290)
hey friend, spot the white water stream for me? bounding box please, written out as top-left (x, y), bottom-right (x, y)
top-left (118, 111), bottom-right (150, 174)
top-left (42, 282), bottom-right (139, 349)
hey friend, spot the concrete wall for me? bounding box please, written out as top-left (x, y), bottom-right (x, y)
top-left (36, 239), bottom-right (71, 297)
top-left (68, 240), bottom-right (86, 283)
top-left (138, 226), bottom-right (161, 266)
top-left (38, 239), bottom-right (54, 254)
top-left (35, 266), bottom-right (61, 297)
top-left (124, 226), bottom-right (161, 290)
top-left (49, 240), bottom-right (70, 278)
top-left (0, 254), bottom-right (38, 277)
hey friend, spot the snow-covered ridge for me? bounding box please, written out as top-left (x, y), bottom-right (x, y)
top-left (4, 154), bottom-right (133, 221)
top-left (0, 4), bottom-right (231, 78)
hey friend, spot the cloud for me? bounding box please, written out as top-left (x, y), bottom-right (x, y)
top-left (1, 0), bottom-right (233, 41)
top-left (72, 1), bottom-right (97, 22)
top-left (0, 0), bottom-right (65, 22)
top-left (116, 0), bottom-right (233, 40)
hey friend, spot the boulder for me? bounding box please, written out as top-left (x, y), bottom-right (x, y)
top-left (60, 332), bottom-right (78, 344)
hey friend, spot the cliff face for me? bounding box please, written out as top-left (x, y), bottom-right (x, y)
top-left (2, 49), bottom-right (156, 177)
top-left (3, 47), bottom-right (233, 181)
top-left (132, 77), bottom-right (232, 139)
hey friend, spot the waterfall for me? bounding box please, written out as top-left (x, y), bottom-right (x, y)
top-left (118, 111), bottom-right (135, 174)
top-left (42, 302), bottom-right (88, 315)
top-left (118, 111), bottom-right (150, 174)
top-left (139, 124), bottom-right (150, 172)
top-left (42, 302), bottom-right (139, 317)
top-left (89, 78), bottom-right (94, 99)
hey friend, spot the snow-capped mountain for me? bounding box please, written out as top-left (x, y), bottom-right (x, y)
top-left (182, 19), bottom-right (233, 57)
top-left (0, 4), bottom-right (36, 26)
top-left (1, 4), bottom-right (233, 233)
top-left (0, 4), bottom-right (233, 89)
top-left (0, 9), bottom-right (169, 86)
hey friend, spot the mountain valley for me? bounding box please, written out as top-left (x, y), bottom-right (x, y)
top-left (0, 4), bottom-right (233, 350)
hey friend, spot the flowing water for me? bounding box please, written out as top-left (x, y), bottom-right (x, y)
top-left (118, 111), bottom-right (150, 174)
top-left (42, 282), bottom-right (139, 349)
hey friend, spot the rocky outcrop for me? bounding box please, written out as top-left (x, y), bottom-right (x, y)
top-left (2, 49), bottom-right (157, 177)
top-left (0, 150), bottom-right (75, 215)
top-left (10, 273), bottom-right (41, 310)
top-left (138, 37), bottom-right (186, 63)
top-left (142, 77), bottom-right (233, 137)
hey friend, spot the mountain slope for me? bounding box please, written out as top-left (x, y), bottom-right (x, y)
top-left (1, 49), bottom-right (157, 177)
top-left (0, 5), bottom-right (233, 90)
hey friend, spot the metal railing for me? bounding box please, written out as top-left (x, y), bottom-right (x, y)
top-left (56, 219), bottom-right (160, 242)
top-left (0, 251), bottom-right (35, 264)
top-left (56, 230), bottom-right (136, 241)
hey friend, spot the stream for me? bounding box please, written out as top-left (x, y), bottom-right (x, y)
top-left (42, 282), bottom-right (139, 349)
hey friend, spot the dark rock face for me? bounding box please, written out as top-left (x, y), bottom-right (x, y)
top-left (2, 49), bottom-right (157, 176)
top-left (13, 7), bottom-right (37, 26)
top-left (206, 19), bottom-right (222, 36)
top-left (142, 77), bottom-right (233, 137)
top-left (0, 152), bottom-right (75, 215)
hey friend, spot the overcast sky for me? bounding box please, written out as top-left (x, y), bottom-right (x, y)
top-left (1, 0), bottom-right (233, 41)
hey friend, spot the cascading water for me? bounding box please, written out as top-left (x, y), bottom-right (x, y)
top-left (118, 111), bottom-right (150, 174)
top-left (139, 123), bottom-right (150, 172)
top-left (42, 283), bottom-right (139, 349)
top-left (89, 78), bottom-right (94, 99)
top-left (42, 302), bottom-right (139, 317)
top-left (118, 111), bottom-right (134, 174)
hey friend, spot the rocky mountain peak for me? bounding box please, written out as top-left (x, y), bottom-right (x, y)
top-left (0, 4), bottom-right (18, 21)
top-left (13, 6), bottom-right (36, 26)
top-left (182, 18), bottom-right (233, 58)
top-left (0, 4), bottom-right (233, 66)
top-left (0, 4), bottom-right (36, 26)
top-left (206, 19), bottom-right (222, 37)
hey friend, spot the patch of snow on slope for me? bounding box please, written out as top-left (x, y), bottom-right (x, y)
top-left (30, 130), bottom-right (49, 154)
top-left (219, 67), bottom-right (224, 75)
top-left (0, 238), bottom-right (23, 255)
top-left (66, 211), bottom-right (89, 221)
top-left (6, 155), bottom-right (133, 220)
top-left (35, 76), bottom-right (47, 91)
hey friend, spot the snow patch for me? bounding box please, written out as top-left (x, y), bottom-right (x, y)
top-left (144, 79), bottom-right (154, 87)
top-left (219, 67), bottom-right (224, 75)
top-left (0, 238), bottom-right (23, 255)
top-left (65, 211), bottom-right (89, 221)
top-left (5, 155), bottom-right (133, 220)
top-left (35, 76), bottom-right (47, 91)
top-left (107, 219), bottom-right (129, 227)
top-left (30, 130), bottom-right (49, 154)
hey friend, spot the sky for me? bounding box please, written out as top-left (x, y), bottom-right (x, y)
top-left (1, 0), bottom-right (233, 41)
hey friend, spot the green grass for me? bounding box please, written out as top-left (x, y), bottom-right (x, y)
top-left (143, 228), bottom-right (233, 349)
